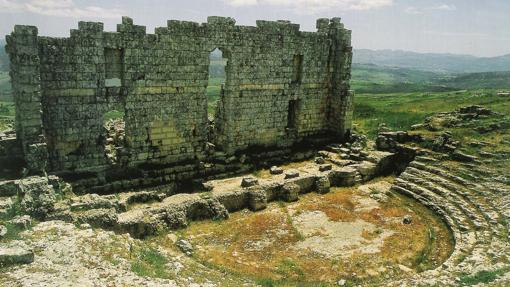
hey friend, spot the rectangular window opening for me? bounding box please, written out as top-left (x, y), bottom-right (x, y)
top-left (292, 54), bottom-right (303, 84)
top-left (287, 99), bottom-right (300, 129)
top-left (104, 48), bottom-right (124, 87)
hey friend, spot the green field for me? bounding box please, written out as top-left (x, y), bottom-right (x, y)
top-left (354, 89), bottom-right (510, 138)
top-left (0, 72), bottom-right (12, 101)
top-left (0, 101), bottom-right (14, 131)
top-left (207, 77), bottom-right (224, 116)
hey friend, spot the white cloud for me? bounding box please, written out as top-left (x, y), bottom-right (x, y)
top-left (404, 6), bottom-right (422, 15)
top-left (432, 4), bottom-right (456, 11)
top-left (0, 0), bottom-right (124, 19)
top-left (405, 3), bottom-right (456, 14)
top-left (224, 0), bottom-right (393, 13)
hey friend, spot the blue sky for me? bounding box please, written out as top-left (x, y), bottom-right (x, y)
top-left (1, 0), bottom-right (509, 57)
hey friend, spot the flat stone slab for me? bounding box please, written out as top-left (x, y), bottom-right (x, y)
top-left (269, 166), bottom-right (283, 175)
top-left (284, 170), bottom-right (300, 179)
top-left (0, 245), bottom-right (34, 267)
top-left (241, 177), bottom-right (259, 187)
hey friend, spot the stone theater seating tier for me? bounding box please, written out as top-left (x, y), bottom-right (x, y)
top-left (4, 16), bottom-right (354, 193)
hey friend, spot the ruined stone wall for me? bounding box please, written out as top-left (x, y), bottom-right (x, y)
top-left (5, 16), bottom-right (353, 192)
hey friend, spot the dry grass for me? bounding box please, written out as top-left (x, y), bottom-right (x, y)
top-left (164, 178), bottom-right (454, 286)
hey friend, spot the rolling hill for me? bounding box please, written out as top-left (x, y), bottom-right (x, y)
top-left (351, 63), bottom-right (510, 93)
top-left (354, 49), bottom-right (510, 73)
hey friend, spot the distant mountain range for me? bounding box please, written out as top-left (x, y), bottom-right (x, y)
top-left (353, 49), bottom-right (510, 73)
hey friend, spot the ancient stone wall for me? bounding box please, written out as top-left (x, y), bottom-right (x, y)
top-left (5, 16), bottom-right (353, 193)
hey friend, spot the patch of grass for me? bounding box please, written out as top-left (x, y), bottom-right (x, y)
top-left (207, 77), bottom-right (223, 116)
top-left (0, 100), bottom-right (14, 131)
top-left (0, 222), bottom-right (26, 242)
top-left (103, 109), bottom-right (124, 121)
top-left (255, 278), bottom-right (277, 287)
top-left (131, 246), bottom-right (172, 279)
top-left (459, 268), bottom-right (509, 286)
top-left (275, 258), bottom-right (304, 280)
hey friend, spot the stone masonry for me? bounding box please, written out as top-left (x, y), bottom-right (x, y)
top-left (5, 16), bottom-right (353, 193)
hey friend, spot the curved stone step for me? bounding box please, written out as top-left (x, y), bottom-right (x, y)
top-left (410, 162), bottom-right (508, 238)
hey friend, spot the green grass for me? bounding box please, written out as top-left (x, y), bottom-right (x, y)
top-left (130, 246), bottom-right (173, 279)
top-left (353, 89), bottom-right (510, 138)
top-left (0, 100), bottom-right (14, 131)
top-left (0, 72), bottom-right (12, 101)
top-left (458, 268), bottom-right (509, 286)
top-left (351, 64), bottom-right (510, 94)
top-left (103, 109), bottom-right (125, 122)
top-left (207, 77), bottom-right (224, 116)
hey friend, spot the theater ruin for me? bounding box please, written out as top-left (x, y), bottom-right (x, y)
top-left (3, 16), bottom-right (353, 193)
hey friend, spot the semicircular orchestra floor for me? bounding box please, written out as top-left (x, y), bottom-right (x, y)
top-left (168, 177), bottom-right (454, 286)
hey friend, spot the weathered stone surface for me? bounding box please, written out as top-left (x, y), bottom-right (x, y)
top-left (70, 194), bottom-right (120, 212)
top-left (247, 188), bottom-right (267, 211)
top-left (315, 176), bottom-right (331, 194)
top-left (9, 215), bottom-right (32, 229)
top-left (351, 161), bottom-right (377, 181)
top-left (176, 239), bottom-right (193, 256)
top-left (319, 164), bottom-right (332, 172)
top-left (328, 167), bottom-right (357, 186)
top-left (73, 208), bottom-right (118, 229)
top-left (0, 225), bottom-right (7, 239)
top-left (117, 209), bottom-right (165, 239)
top-left (0, 243), bottom-right (34, 267)
top-left (270, 166), bottom-right (284, 175)
top-left (5, 16), bottom-right (353, 193)
top-left (281, 183), bottom-right (299, 202)
top-left (451, 151), bottom-right (478, 162)
top-left (284, 170), bottom-right (300, 179)
top-left (0, 180), bottom-right (20, 197)
top-left (241, 177), bottom-right (259, 188)
top-left (18, 176), bottom-right (58, 220)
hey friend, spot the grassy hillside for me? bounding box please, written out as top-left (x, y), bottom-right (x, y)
top-left (0, 72), bottom-right (12, 101)
top-left (351, 64), bottom-right (510, 93)
top-left (439, 71), bottom-right (510, 90)
top-left (354, 49), bottom-right (510, 73)
top-left (351, 64), bottom-right (455, 93)
top-left (354, 89), bottom-right (510, 138)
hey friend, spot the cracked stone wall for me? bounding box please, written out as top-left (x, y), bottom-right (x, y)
top-left (5, 16), bottom-right (353, 191)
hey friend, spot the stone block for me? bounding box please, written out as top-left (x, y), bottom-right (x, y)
top-left (241, 177), bottom-right (259, 188)
top-left (0, 245), bottom-right (34, 267)
top-left (0, 180), bottom-right (20, 197)
top-left (315, 175), bottom-right (330, 194)
top-left (284, 170), bottom-right (300, 179)
top-left (270, 166), bottom-right (283, 175)
top-left (281, 182), bottom-right (299, 202)
top-left (247, 188), bottom-right (267, 211)
top-left (319, 164), bottom-right (332, 172)
top-left (328, 166), bottom-right (357, 187)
